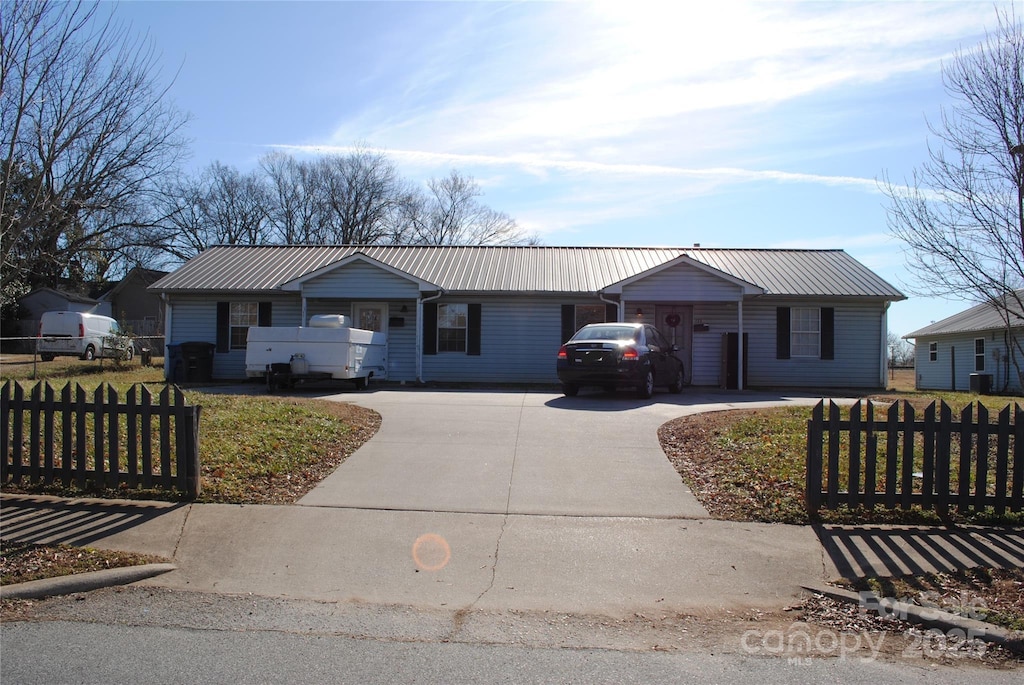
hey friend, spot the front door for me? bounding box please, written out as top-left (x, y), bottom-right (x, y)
top-left (655, 305), bottom-right (693, 384)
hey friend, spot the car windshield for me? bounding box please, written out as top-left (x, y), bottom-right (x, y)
top-left (572, 325), bottom-right (638, 342)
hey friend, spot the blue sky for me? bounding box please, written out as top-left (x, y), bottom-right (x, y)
top-left (111, 0), bottom-right (1016, 339)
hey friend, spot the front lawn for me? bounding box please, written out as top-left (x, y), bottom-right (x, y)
top-left (0, 361), bottom-right (380, 504)
top-left (659, 392), bottom-right (1024, 526)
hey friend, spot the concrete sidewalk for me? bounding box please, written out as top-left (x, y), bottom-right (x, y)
top-left (0, 494), bottom-right (829, 614)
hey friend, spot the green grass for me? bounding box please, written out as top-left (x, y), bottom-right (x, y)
top-left (1, 360), bottom-right (380, 504)
top-left (663, 390), bottom-right (1024, 526)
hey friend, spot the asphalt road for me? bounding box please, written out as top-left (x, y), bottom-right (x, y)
top-left (3, 587), bottom-right (1019, 684)
top-left (3, 616), bottom-right (1017, 685)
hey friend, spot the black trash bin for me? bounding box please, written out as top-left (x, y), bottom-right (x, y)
top-left (179, 341), bottom-right (216, 382)
top-left (165, 343), bottom-right (183, 382)
top-left (969, 373), bottom-right (992, 394)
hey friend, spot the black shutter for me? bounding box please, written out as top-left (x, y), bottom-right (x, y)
top-left (776, 307), bottom-right (790, 360)
top-left (216, 302), bottom-right (230, 353)
top-left (561, 304), bottom-right (576, 343)
top-left (820, 307), bottom-right (834, 360)
top-left (423, 302), bottom-right (438, 355)
top-left (258, 302), bottom-right (272, 327)
top-left (605, 303), bottom-right (618, 322)
top-left (467, 303), bottom-right (482, 356)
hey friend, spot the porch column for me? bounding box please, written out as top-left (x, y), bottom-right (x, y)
top-left (415, 297), bottom-right (423, 382)
top-left (737, 294), bottom-right (744, 391)
top-left (301, 297), bottom-right (307, 327)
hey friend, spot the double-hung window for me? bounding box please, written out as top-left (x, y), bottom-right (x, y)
top-left (230, 302), bottom-right (259, 350)
top-left (790, 308), bottom-right (820, 358)
top-left (929, 342), bottom-right (938, 362)
top-left (975, 338), bottom-right (985, 371)
top-left (438, 303), bottom-right (468, 353)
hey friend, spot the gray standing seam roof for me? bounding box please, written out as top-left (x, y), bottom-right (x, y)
top-left (905, 291), bottom-right (1024, 338)
top-left (149, 245), bottom-right (906, 299)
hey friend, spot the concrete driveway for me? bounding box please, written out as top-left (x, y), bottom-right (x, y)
top-left (299, 388), bottom-right (820, 518)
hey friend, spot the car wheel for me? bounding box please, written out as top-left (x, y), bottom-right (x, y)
top-left (40, 353), bottom-right (54, 362)
top-left (562, 382), bottom-right (579, 397)
top-left (669, 367), bottom-right (684, 393)
top-left (637, 371), bottom-right (654, 399)
top-left (81, 345), bottom-right (95, 361)
top-left (354, 377), bottom-right (367, 391)
top-left (125, 346), bottom-right (134, 362)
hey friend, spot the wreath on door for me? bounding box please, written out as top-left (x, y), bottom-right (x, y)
top-left (665, 313), bottom-right (681, 328)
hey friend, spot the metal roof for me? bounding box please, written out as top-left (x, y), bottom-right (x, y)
top-left (149, 245), bottom-right (906, 299)
top-left (905, 291), bottom-right (1024, 338)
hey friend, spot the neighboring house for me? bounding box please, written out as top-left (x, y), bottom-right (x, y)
top-left (17, 287), bottom-right (107, 320)
top-left (149, 245), bottom-right (905, 389)
top-left (98, 267), bottom-right (168, 342)
top-left (904, 291), bottom-right (1024, 394)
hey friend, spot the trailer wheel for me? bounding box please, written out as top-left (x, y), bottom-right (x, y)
top-left (354, 377), bottom-right (367, 391)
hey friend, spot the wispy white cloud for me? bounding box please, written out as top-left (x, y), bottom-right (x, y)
top-left (316, 1), bottom-right (996, 164)
top-left (271, 143), bottom-right (883, 192)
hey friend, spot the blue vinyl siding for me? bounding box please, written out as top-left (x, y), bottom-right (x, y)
top-left (622, 264), bottom-right (744, 302)
top-left (422, 297), bottom-right (564, 383)
top-left (913, 331), bottom-right (1021, 393)
top-left (168, 296), bottom-right (300, 380)
top-left (743, 300), bottom-right (884, 388)
top-left (302, 262), bottom-right (420, 299)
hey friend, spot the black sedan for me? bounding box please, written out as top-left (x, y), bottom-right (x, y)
top-left (556, 322), bottom-right (685, 398)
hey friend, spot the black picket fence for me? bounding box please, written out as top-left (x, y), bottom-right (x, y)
top-left (1, 380), bottom-right (201, 498)
top-left (806, 399), bottom-right (1023, 517)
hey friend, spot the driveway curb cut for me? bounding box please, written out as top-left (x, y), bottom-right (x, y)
top-left (1, 563), bottom-right (177, 600)
top-left (802, 584), bottom-right (1024, 653)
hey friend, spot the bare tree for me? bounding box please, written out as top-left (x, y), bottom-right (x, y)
top-left (887, 331), bottom-right (915, 367)
top-left (882, 7), bottom-right (1024, 389)
top-left (318, 148), bottom-right (407, 244)
top-left (0, 0), bottom-right (189, 305)
top-left (260, 151), bottom-right (326, 245)
top-left (158, 162), bottom-right (270, 260)
top-left (408, 170), bottom-right (536, 245)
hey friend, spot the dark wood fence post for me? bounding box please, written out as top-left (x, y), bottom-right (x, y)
top-left (43, 383), bottom-right (55, 485)
top-left (1013, 404), bottom-right (1023, 513)
top-left (1, 381), bottom-right (12, 484)
top-left (995, 405), bottom-right (1010, 516)
top-left (60, 383), bottom-right (73, 486)
top-left (28, 382), bottom-right (41, 483)
top-left (975, 403), bottom-right (990, 512)
top-left (827, 401), bottom-right (840, 509)
top-left (806, 400), bottom-right (824, 515)
top-left (864, 401), bottom-right (877, 510)
top-left (10, 382), bottom-right (25, 484)
top-left (884, 401), bottom-right (899, 509)
top-left (186, 405), bottom-right (202, 499)
top-left (848, 400), bottom-right (862, 508)
top-left (957, 403), bottom-right (971, 513)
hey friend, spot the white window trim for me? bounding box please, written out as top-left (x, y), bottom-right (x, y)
top-left (437, 302), bottom-right (468, 354)
top-left (929, 342), bottom-right (938, 362)
top-left (790, 307), bottom-right (820, 359)
top-left (974, 337), bottom-right (985, 372)
top-left (230, 302), bottom-right (259, 350)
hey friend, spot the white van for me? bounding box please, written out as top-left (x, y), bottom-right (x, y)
top-left (37, 311), bottom-right (133, 362)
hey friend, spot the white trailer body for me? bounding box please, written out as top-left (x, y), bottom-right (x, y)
top-left (244, 323), bottom-right (387, 383)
